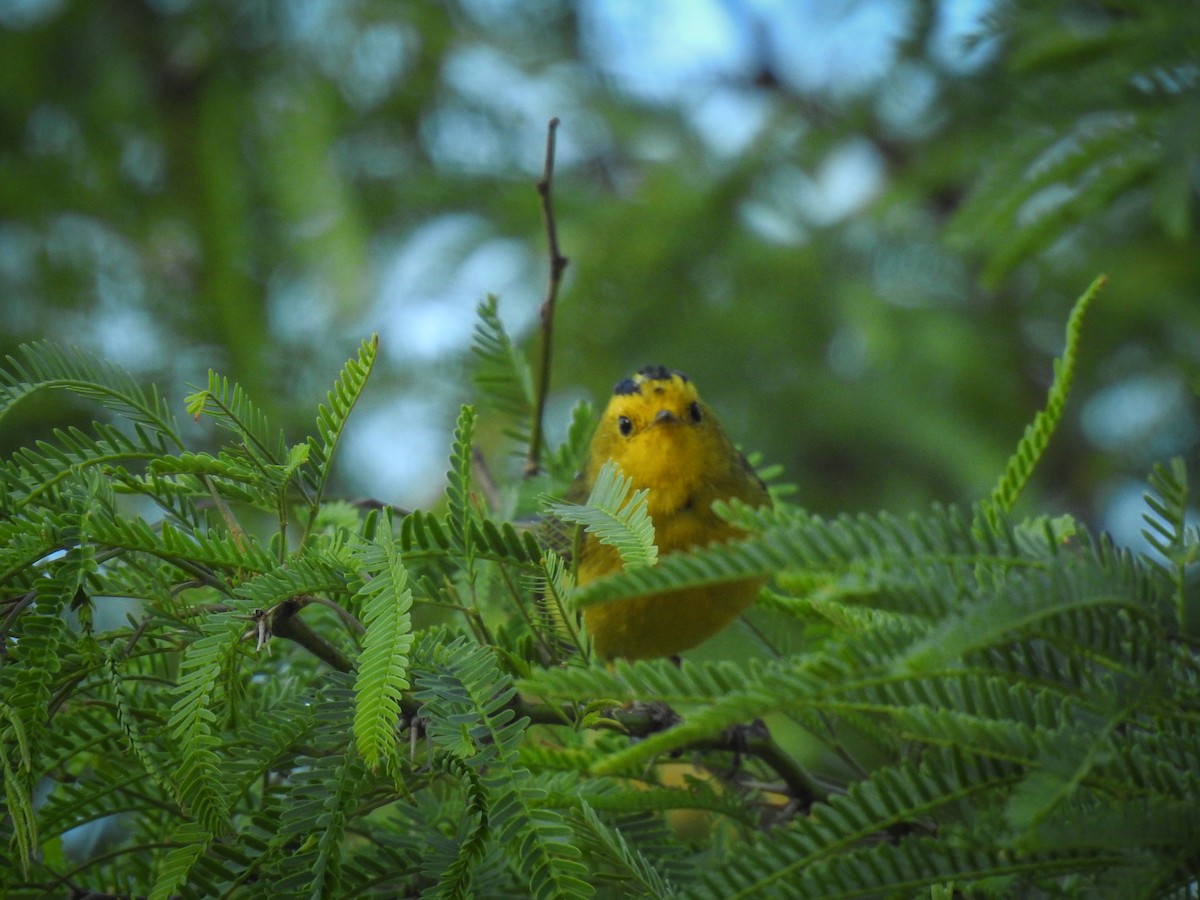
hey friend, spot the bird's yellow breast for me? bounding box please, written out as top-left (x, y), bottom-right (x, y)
top-left (571, 366), bottom-right (770, 659)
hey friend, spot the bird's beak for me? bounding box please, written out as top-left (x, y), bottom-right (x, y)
top-left (654, 409), bottom-right (680, 425)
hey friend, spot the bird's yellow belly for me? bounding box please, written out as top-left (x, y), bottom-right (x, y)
top-left (579, 510), bottom-right (763, 660)
top-left (583, 577), bottom-right (764, 660)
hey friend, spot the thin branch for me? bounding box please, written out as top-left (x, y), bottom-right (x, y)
top-left (270, 598), bottom-right (354, 672)
top-left (510, 695), bottom-right (825, 813)
top-left (391, 679), bottom-right (823, 812)
top-left (525, 116), bottom-right (569, 478)
top-left (303, 593), bottom-right (366, 636)
top-left (693, 723), bottom-right (826, 814)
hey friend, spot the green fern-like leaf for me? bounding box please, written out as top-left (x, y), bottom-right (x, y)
top-left (472, 294), bottom-right (535, 443)
top-left (701, 749), bottom-right (1025, 899)
top-left (1141, 457), bottom-right (1194, 633)
top-left (241, 679), bottom-right (351, 886)
top-left (303, 335), bottom-right (378, 525)
top-left (949, 115), bottom-right (1139, 257)
top-left (231, 546), bottom-right (349, 609)
top-left (273, 742), bottom-right (369, 899)
top-left (148, 822), bottom-right (212, 900)
top-left (414, 636), bottom-right (593, 899)
top-left (987, 274), bottom-right (1105, 517)
top-left (2, 422), bottom-right (170, 513)
top-left (0, 702), bottom-right (38, 876)
top-left (166, 616), bottom-right (243, 835)
top-left (185, 370), bottom-right (287, 466)
top-left (31, 704), bottom-right (162, 839)
top-left (1003, 696), bottom-right (1132, 837)
top-left (573, 801), bottom-right (679, 898)
top-left (0, 585), bottom-right (71, 866)
top-left (507, 804), bottom-right (595, 900)
top-left (896, 561), bottom-right (1159, 673)
top-left (105, 641), bottom-right (180, 807)
top-left (948, 1), bottom-right (1200, 278)
top-left (545, 460), bottom-right (658, 569)
top-left (427, 752), bottom-right (493, 900)
top-left (414, 635), bottom-right (525, 764)
top-left (396, 508), bottom-right (547, 580)
top-left (445, 404), bottom-right (478, 561)
top-left (351, 521), bottom-right (414, 773)
top-left (692, 833), bottom-right (1110, 899)
top-left (474, 517), bottom-right (549, 566)
top-left (80, 509), bottom-right (275, 582)
top-left (222, 695), bottom-right (316, 798)
top-left (0, 341), bottom-right (183, 447)
top-left (1028, 795), bottom-right (1200, 896)
top-left (571, 501), bottom-right (1024, 613)
top-left (543, 400), bottom-right (596, 485)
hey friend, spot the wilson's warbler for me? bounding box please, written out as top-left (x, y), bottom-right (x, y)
top-left (568, 365), bottom-right (770, 659)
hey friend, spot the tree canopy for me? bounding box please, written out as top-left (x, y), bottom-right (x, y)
top-left (1, 1), bottom-right (1199, 896)
top-left (2, 0), bottom-right (1195, 520)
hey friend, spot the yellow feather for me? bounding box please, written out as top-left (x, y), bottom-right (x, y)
top-left (569, 366), bottom-right (770, 659)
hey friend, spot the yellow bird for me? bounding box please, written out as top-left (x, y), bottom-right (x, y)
top-left (567, 365), bottom-right (771, 660)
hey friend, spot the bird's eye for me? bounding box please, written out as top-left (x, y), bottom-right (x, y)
top-left (618, 416), bottom-right (633, 436)
top-left (689, 402), bottom-right (703, 423)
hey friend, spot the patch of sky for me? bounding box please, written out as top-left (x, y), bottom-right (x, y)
top-left (1081, 375), bottom-right (1198, 463)
top-left (268, 271), bottom-right (339, 342)
top-left (579, 0), bottom-right (995, 151)
top-left (876, 60), bottom-right (942, 139)
top-left (335, 124), bottom-right (413, 181)
top-left (578, 0), bottom-right (757, 104)
top-left (739, 184), bottom-right (810, 246)
top-left (459, 0), bottom-right (569, 34)
top-left (739, 138), bottom-right (884, 242)
top-left (343, 392), bottom-right (455, 507)
top-left (799, 138), bottom-right (886, 225)
top-left (1096, 477), bottom-right (1200, 557)
top-left (686, 86), bottom-right (774, 159)
top-left (873, 238), bottom-right (970, 308)
top-left (827, 322), bottom-right (870, 379)
top-left (119, 133), bottom-right (167, 194)
top-left (275, 0), bottom-right (415, 109)
top-left (752, 0), bottom-right (913, 97)
top-left (0, 0), bottom-right (63, 28)
top-left (41, 213), bottom-right (166, 371)
top-left (25, 103), bottom-right (84, 163)
top-left (580, 0), bottom-right (993, 98)
top-left (0, 222), bottom-right (39, 288)
top-left (375, 213), bottom-right (539, 364)
top-left (431, 44), bottom-right (600, 174)
top-left (144, 0), bottom-right (193, 13)
top-left (930, 0), bottom-right (1000, 73)
top-left (343, 23), bottom-right (416, 109)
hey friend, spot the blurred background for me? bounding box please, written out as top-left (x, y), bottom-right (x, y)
top-left (1, 0), bottom-right (1197, 544)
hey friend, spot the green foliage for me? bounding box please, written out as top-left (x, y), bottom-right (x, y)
top-left (1, 341), bottom-right (183, 448)
top-left (5, 1), bottom-right (1200, 893)
top-left (950, 0), bottom-right (1200, 281)
top-left (987, 273), bottom-right (1105, 517)
top-left (2, 283), bottom-right (1200, 900)
top-left (351, 512), bottom-right (414, 774)
top-left (303, 336), bottom-right (378, 529)
top-left (1141, 457), bottom-right (1196, 635)
top-left (545, 459), bottom-right (659, 568)
top-left (473, 295), bottom-right (536, 446)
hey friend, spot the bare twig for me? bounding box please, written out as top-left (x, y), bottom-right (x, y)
top-left (525, 116), bottom-right (569, 478)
